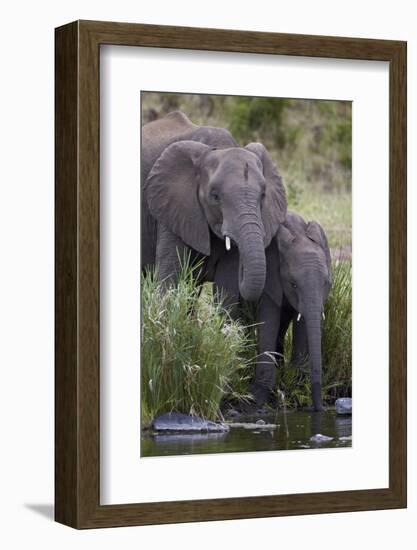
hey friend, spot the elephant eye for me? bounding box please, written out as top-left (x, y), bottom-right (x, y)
top-left (211, 191), bottom-right (220, 203)
top-left (291, 282), bottom-right (297, 289)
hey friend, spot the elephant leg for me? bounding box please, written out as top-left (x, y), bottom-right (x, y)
top-left (141, 197), bottom-right (157, 271)
top-left (213, 248), bottom-right (240, 319)
top-left (276, 300), bottom-right (293, 367)
top-left (155, 223), bottom-right (188, 285)
top-left (291, 315), bottom-right (309, 366)
top-left (251, 293), bottom-right (281, 405)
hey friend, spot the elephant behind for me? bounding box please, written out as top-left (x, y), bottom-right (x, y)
top-left (141, 111), bottom-right (287, 303)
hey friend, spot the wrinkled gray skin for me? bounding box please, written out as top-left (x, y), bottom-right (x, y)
top-left (142, 111), bottom-right (287, 303)
top-left (276, 212), bottom-right (332, 411)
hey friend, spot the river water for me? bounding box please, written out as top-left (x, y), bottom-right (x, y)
top-left (141, 410), bottom-right (352, 457)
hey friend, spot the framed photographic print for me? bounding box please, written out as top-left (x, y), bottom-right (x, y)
top-left (55, 20), bottom-right (406, 528)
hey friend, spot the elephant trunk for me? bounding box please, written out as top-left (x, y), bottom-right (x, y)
top-left (304, 310), bottom-right (324, 411)
top-left (234, 217), bottom-right (266, 302)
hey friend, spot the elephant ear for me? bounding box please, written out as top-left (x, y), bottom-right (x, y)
top-left (276, 223), bottom-right (296, 251)
top-left (245, 142), bottom-right (287, 247)
top-left (144, 140), bottom-right (212, 256)
top-left (306, 221), bottom-right (332, 282)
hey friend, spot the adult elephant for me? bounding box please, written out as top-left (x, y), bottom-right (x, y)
top-left (141, 111), bottom-right (287, 304)
top-left (275, 212), bottom-right (332, 411)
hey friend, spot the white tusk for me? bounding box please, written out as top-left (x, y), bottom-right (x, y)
top-left (322, 312), bottom-right (325, 320)
top-left (225, 236), bottom-right (231, 251)
top-left (297, 313), bottom-right (301, 322)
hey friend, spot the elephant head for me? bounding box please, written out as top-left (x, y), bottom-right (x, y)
top-left (144, 140), bottom-right (287, 301)
top-left (277, 212), bottom-right (332, 410)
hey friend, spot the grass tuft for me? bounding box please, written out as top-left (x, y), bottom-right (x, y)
top-left (141, 258), bottom-right (255, 428)
top-left (322, 259), bottom-right (352, 402)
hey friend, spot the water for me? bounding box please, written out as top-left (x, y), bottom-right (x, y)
top-left (141, 410), bottom-right (352, 457)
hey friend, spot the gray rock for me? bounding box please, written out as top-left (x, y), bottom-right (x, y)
top-left (310, 433), bottom-right (334, 443)
top-left (152, 412), bottom-right (229, 433)
top-left (256, 419), bottom-right (266, 425)
top-left (335, 398), bottom-right (352, 415)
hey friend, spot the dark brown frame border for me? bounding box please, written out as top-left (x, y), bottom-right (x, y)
top-left (55, 20), bottom-right (407, 529)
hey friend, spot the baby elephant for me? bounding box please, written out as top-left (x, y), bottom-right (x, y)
top-left (276, 212), bottom-right (332, 411)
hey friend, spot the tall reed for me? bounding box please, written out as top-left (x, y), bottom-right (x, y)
top-left (141, 259), bottom-right (254, 427)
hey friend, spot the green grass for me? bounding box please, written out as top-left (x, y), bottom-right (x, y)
top-left (141, 260), bottom-right (255, 428)
top-left (287, 188), bottom-right (351, 250)
top-left (322, 259), bottom-right (352, 402)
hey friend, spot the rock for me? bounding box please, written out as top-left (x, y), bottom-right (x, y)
top-left (310, 433), bottom-right (334, 443)
top-left (152, 412), bottom-right (229, 433)
top-left (335, 398), bottom-right (352, 415)
top-left (256, 419), bottom-right (266, 425)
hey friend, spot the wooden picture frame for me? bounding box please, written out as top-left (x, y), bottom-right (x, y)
top-left (55, 20), bottom-right (407, 528)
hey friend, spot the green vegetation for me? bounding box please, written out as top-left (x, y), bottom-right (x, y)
top-left (322, 259), bottom-right (352, 401)
top-left (141, 259), bottom-right (254, 428)
top-left (288, 190), bottom-right (351, 250)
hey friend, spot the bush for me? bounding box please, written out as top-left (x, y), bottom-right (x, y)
top-left (226, 97), bottom-right (288, 147)
top-left (141, 259), bottom-right (255, 428)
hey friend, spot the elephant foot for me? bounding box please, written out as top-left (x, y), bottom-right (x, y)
top-left (249, 382), bottom-right (277, 409)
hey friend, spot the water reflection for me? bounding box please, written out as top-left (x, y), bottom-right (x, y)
top-left (141, 410), bottom-right (352, 457)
